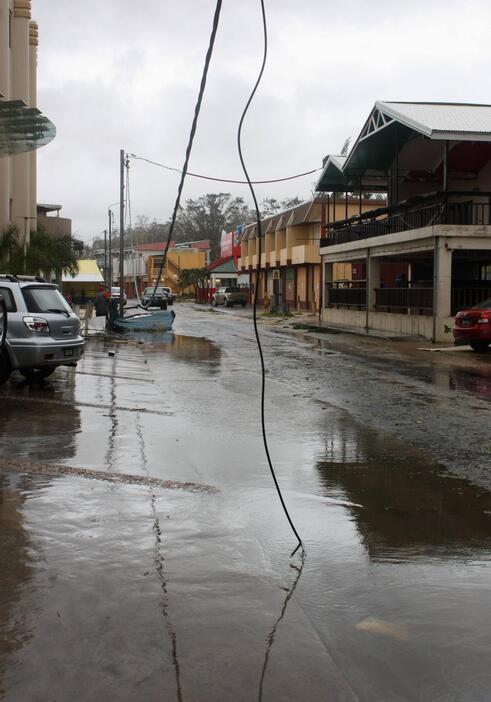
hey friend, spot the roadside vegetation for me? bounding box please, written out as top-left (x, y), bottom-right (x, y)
top-left (0, 224), bottom-right (82, 278)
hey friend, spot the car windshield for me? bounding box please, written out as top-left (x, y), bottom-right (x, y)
top-left (472, 298), bottom-right (491, 309)
top-left (144, 287), bottom-right (166, 295)
top-left (22, 286), bottom-right (71, 314)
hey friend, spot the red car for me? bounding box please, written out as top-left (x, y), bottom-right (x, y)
top-left (453, 298), bottom-right (491, 352)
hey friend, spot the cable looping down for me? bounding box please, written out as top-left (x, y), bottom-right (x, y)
top-left (237, 0), bottom-right (304, 558)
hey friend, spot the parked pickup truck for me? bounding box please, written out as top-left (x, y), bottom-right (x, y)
top-left (211, 287), bottom-right (249, 308)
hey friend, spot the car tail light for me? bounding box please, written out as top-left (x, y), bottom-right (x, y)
top-left (477, 312), bottom-right (491, 325)
top-left (23, 316), bottom-right (50, 333)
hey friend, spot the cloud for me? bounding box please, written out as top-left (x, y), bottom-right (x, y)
top-left (34, 0), bottom-right (491, 241)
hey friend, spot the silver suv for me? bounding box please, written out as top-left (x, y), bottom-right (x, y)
top-left (0, 275), bottom-right (84, 384)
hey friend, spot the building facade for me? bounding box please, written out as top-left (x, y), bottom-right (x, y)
top-left (317, 102), bottom-right (491, 342)
top-left (238, 198), bottom-right (379, 312)
top-left (0, 0), bottom-right (54, 242)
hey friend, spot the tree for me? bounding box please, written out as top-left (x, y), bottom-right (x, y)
top-left (0, 224), bottom-right (81, 278)
top-left (173, 193), bottom-right (251, 259)
top-left (260, 196), bottom-right (303, 218)
top-left (177, 267), bottom-right (208, 301)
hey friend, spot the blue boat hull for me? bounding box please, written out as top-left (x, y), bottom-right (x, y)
top-left (112, 310), bottom-right (174, 332)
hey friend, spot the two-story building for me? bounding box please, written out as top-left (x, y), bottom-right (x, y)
top-left (238, 197), bottom-right (379, 311)
top-left (318, 102), bottom-right (491, 341)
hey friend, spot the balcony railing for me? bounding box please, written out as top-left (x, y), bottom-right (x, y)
top-left (327, 283), bottom-right (367, 308)
top-left (321, 192), bottom-right (491, 247)
top-left (375, 287), bottom-right (433, 312)
top-left (452, 285), bottom-right (491, 313)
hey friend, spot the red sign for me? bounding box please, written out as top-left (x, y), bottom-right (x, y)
top-left (220, 230), bottom-right (233, 258)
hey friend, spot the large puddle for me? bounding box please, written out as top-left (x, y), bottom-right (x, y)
top-left (0, 328), bottom-right (490, 700)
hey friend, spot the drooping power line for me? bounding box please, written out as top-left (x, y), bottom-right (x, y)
top-left (129, 153), bottom-right (321, 185)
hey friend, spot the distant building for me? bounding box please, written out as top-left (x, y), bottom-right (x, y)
top-left (0, 0), bottom-right (56, 240)
top-left (238, 197), bottom-right (378, 311)
top-left (62, 259), bottom-right (104, 304)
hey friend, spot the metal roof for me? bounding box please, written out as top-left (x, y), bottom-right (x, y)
top-left (316, 155), bottom-right (347, 191)
top-left (377, 101), bottom-right (491, 140)
top-left (317, 101), bottom-right (491, 192)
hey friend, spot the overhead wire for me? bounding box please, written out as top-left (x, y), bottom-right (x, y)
top-left (129, 153), bottom-right (321, 185)
top-left (237, 0), bottom-right (304, 558)
top-left (142, 0), bottom-right (223, 309)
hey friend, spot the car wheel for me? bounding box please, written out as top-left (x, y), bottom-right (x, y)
top-left (19, 367), bottom-right (57, 381)
top-left (470, 341), bottom-right (490, 352)
top-left (0, 349), bottom-right (11, 385)
top-left (211, 299), bottom-right (217, 307)
top-left (224, 299), bottom-right (230, 307)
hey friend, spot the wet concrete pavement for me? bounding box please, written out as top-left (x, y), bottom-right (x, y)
top-left (0, 303), bottom-right (491, 701)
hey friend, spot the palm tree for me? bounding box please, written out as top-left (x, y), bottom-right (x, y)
top-left (177, 267), bottom-right (209, 301)
top-left (0, 224), bottom-right (81, 279)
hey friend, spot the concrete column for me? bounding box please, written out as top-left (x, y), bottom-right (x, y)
top-left (432, 237), bottom-right (453, 342)
top-left (367, 254), bottom-right (380, 311)
top-left (0, 0), bottom-right (11, 232)
top-left (28, 19), bottom-right (37, 224)
top-left (11, 0), bottom-right (31, 244)
top-left (324, 261), bottom-right (333, 306)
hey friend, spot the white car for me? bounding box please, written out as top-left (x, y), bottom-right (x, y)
top-left (111, 286), bottom-right (127, 305)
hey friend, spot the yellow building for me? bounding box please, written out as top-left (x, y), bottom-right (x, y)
top-left (238, 197), bottom-right (380, 311)
top-left (146, 248), bottom-right (207, 296)
top-left (62, 259), bottom-right (104, 303)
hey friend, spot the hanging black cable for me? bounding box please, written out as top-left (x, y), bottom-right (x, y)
top-left (143, 0), bottom-right (223, 308)
top-left (237, 0), bottom-right (304, 558)
top-left (129, 152), bottom-right (321, 185)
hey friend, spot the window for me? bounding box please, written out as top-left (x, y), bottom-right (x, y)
top-left (21, 286), bottom-right (70, 314)
top-left (480, 263), bottom-right (491, 281)
top-left (0, 287), bottom-right (16, 312)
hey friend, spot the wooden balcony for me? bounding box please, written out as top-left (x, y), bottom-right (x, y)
top-left (321, 192), bottom-right (491, 247)
top-left (269, 251), bottom-right (278, 267)
top-left (291, 243), bottom-right (320, 265)
top-left (280, 248), bottom-right (288, 266)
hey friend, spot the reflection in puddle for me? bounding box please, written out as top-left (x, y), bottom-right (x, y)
top-left (127, 332), bottom-right (222, 374)
top-left (0, 474), bottom-right (37, 695)
top-left (448, 368), bottom-right (491, 398)
top-left (316, 439), bottom-right (491, 562)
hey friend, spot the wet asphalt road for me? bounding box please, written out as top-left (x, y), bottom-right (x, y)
top-left (0, 303), bottom-right (491, 701)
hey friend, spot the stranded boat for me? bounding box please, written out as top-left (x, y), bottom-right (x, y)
top-left (108, 306), bottom-right (175, 333)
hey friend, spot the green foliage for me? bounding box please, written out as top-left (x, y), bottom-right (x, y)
top-left (0, 223), bottom-right (81, 277)
top-left (173, 193), bottom-right (251, 259)
top-left (177, 267), bottom-right (209, 301)
top-left (260, 197), bottom-right (303, 218)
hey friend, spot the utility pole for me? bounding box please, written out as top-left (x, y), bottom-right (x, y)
top-left (108, 209), bottom-right (112, 289)
top-left (103, 229), bottom-right (107, 287)
top-left (119, 149), bottom-right (125, 316)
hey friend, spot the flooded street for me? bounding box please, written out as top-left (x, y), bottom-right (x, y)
top-left (1, 304), bottom-right (491, 701)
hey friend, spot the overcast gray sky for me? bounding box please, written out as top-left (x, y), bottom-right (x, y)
top-left (35, 0), bottom-right (491, 242)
